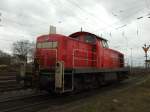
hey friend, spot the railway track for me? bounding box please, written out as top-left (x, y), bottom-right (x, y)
top-left (0, 93), bottom-right (51, 112)
top-left (0, 74), bottom-right (149, 112)
top-left (0, 72), bottom-right (23, 92)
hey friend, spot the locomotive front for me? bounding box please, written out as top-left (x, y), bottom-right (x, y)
top-left (34, 34), bottom-right (65, 92)
top-left (35, 35), bottom-right (58, 69)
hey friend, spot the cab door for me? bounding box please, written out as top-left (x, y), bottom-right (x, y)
top-left (96, 39), bottom-right (104, 68)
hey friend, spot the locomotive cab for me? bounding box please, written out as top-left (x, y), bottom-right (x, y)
top-left (70, 32), bottom-right (97, 44)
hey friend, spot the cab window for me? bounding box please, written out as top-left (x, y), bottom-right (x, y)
top-left (102, 40), bottom-right (109, 48)
top-left (84, 34), bottom-right (96, 44)
top-left (71, 35), bottom-right (81, 40)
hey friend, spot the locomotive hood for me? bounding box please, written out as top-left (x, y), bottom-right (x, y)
top-left (37, 34), bottom-right (66, 42)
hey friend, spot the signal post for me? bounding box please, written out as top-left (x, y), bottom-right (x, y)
top-left (142, 44), bottom-right (150, 69)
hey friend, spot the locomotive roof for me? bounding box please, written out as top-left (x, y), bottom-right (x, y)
top-left (69, 31), bottom-right (108, 41)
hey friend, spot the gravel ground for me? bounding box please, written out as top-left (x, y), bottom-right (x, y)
top-left (40, 74), bottom-right (150, 112)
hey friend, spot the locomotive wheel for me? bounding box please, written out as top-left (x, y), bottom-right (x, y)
top-left (97, 75), bottom-right (106, 86)
top-left (74, 76), bottom-right (84, 93)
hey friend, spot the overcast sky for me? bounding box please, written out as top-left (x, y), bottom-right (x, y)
top-left (0, 0), bottom-right (150, 66)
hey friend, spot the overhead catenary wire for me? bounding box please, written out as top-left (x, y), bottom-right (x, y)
top-left (61, 0), bottom-right (150, 47)
top-left (56, 0), bottom-right (150, 36)
top-left (94, 7), bottom-right (150, 34)
top-left (66, 0), bottom-right (112, 27)
top-left (52, 0), bottom-right (96, 31)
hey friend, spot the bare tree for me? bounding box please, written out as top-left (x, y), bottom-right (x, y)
top-left (28, 41), bottom-right (36, 63)
top-left (12, 40), bottom-right (33, 63)
top-left (0, 50), bottom-right (11, 65)
top-left (13, 40), bottom-right (35, 86)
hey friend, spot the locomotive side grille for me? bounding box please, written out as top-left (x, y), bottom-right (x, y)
top-left (73, 49), bottom-right (97, 67)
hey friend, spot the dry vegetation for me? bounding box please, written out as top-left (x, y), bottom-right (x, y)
top-left (40, 73), bottom-right (150, 112)
top-left (70, 75), bottom-right (150, 112)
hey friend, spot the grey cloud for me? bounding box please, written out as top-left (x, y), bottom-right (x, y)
top-left (99, 0), bottom-right (148, 23)
top-left (0, 0), bottom-right (149, 66)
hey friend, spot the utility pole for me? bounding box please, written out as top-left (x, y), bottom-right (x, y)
top-left (130, 48), bottom-right (133, 71)
top-left (142, 44), bottom-right (150, 69)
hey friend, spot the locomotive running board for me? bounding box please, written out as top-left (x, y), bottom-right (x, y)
top-left (55, 61), bottom-right (74, 93)
top-left (73, 68), bottom-right (129, 74)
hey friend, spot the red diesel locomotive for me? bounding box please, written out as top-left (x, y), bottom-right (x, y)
top-left (34, 31), bottom-right (128, 93)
